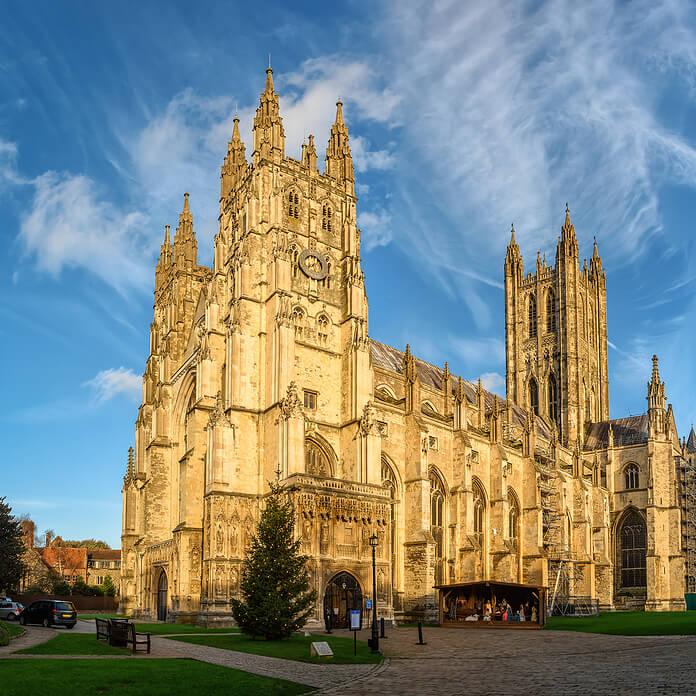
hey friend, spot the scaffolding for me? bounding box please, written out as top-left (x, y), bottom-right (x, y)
top-left (536, 451), bottom-right (598, 617)
top-left (681, 456), bottom-right (696, 594)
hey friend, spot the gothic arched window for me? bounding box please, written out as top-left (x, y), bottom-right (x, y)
top-left (317, 314), bottom-right (329, 345)
top-left (322, 204), bottom-right (333, 232)
top-left (528, 377), bottom-right (539, 416)
top-left (291, 246), bottom-right (299, 278)
top-left (430, 470), bottom-right (446, 584)
top-left (528, 294), bottom-right (537, 338)
top-left (619, 511), bottom-right (647, 588)
top-left (624, 463), bottom-right (639, 490)
top-left (580, 300), bottom-right (586, 339)
top-left (305, 439), bottom-right (331, 477)
top-left (382, 458), bottom-right (399, 570)
top-left (508, 489), bottom-right (519, 546)
top-left (546, 291), bottom-right (556, 332)
top-left (291, 306), bottom-right (305, 337)
top-left (473, 480), bottom-right (486, 545)
top-left (548, 374), bottom-right (559, 425)
top-left (288, 191), bottom-right (299, 219)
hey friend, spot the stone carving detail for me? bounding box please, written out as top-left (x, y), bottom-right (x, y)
top-left (279, 381), bottom-right (304, 419)
top-left (208, 391), bottom-right (232, 428)
top-left (276, 293), bottom-right (292, 327)
top-left (214, 565), bottom-right (224, 597)
top-left (359, 400), bottom-right (380, 436)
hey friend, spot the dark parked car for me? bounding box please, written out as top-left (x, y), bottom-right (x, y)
top-left (19, 600), bottom-right (76, 628)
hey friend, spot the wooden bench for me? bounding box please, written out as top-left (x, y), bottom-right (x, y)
top-left (125, 623), bottom-right (151, 654)
top-left (95, 617), bottom-right (110, 642)
top-left (108, 618), bottom-right (131, 648)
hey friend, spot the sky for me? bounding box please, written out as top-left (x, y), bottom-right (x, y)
top-left (3, 0), bottom-right (696, 549)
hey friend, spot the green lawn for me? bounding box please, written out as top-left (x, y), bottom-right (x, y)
top-left (17, 633), bottom-right (129, 655)
top-left (1, 620), bottom-right (24, 639)
top-left (167, 632), bottom-right (383, 664)
top-left (546, 611), bottom-right (696, 635)
top-left (0, 658), bottom-right (309, 696)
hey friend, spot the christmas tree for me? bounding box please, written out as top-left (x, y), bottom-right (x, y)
top-left (231, 482), bottom-right (316, 639)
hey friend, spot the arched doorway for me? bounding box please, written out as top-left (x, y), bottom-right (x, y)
top-left (323, 572), bottom-right (362, 629)
top-left (157, 570), bottom-right (168, 622)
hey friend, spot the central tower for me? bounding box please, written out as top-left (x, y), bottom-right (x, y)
top-left (504, 207), bottom-right (609, 445)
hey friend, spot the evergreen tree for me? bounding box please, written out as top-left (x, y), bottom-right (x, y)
top-left (0, 498), bottom-right (25, 593)
top-left (231, 483), bottom-right (316, 639)
top-left (101, 575), bottom-right (117, 597)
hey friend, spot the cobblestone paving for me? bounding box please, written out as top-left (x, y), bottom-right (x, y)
top-left (321, 626), bottom-right (696, 696)
top-left (156, 636), bottom-right (379, 688)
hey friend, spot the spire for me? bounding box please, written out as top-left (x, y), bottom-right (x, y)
top-left (326, 98), bottom-right (354, 188)
top-left (173, 193), bottom-right (198, 269)
top-left (252, 65), bottom-right (285, 164)
top-left (221, 116), bottom-right (248, 199)
top-left (155, 223), bottom-right (173, 293)
top-left (505, 223), bottom-right (521, 269)
top-left (123, 446), bottom-right (135, 487)
top-left (687, 425), bottom-right (696, 454)
top-left (647, 354), bottom-right (667, 431)
top-left (558, 202), bottom-right (579, 258)
top-left (589, 234), bottom-right (603, 282)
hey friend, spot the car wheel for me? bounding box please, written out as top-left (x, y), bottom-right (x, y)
top-left (7, 612), bottom-right (15, 621)
top-left (42, 617), bottom-right (50, 628)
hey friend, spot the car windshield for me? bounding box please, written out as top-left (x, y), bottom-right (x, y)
top-left (55, 602), bottom-right (75, 611)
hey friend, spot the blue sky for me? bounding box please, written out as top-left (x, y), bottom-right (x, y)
top-left (3, 0), bottom-right (696, 548)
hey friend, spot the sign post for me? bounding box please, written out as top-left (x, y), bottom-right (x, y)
top-left (349, 609), bottom-right (361, 656)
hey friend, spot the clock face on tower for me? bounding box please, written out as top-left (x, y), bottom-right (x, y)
top-left (298, 248), bottom-right (328, 280)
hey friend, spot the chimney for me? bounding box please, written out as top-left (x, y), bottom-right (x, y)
top-left (45, 531), bottom-right (52, 547)
top-left (21, 520), bottom-right (34, 549)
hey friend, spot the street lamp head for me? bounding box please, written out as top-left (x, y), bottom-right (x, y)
top-left (369, 533), bottom-right (378, 547)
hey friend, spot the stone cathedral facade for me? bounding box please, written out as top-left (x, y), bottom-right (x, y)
top-left (120, 68), bottom-right (687, 625)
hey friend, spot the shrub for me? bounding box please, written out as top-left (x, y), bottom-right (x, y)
top-left (0, 621), bottom-right (9, 647)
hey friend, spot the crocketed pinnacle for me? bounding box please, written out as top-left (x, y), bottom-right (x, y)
top-left (264, 66), bottom-right (274, 95)
top-left (173, 193), bottom-right (198, 268)
top-left (326, 98), bottom-right (353, 182)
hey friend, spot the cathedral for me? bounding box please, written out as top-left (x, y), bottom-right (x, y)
top-left (120, 67), bottom-right (687, 625)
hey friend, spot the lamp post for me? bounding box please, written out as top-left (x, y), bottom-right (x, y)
top-left (369, 533), bottom-right (379, 653)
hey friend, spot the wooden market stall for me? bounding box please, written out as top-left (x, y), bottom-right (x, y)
top-left (435, 581), bottom-right (547, 629)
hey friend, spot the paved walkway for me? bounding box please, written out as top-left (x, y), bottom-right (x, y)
top-left (322, 626), bottom-right (696, 695)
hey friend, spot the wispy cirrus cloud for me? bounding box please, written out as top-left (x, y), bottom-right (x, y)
top-left (84, 367), bottom-right (141, 403)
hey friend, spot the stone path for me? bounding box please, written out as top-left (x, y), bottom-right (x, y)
top-left (155, 636), bottom-right (380, 688)
top-left (321, 626), bottom-right (696, 695)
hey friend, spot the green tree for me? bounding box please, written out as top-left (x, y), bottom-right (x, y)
top-left (0, 498), bottom-right (25, 594)
top-left (101, 575), bottom-right (117, 597)
top-left (231, 483), bottom-right (316, 640)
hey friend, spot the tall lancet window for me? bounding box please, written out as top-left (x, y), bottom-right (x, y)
top-left (546, 291), bottom-right (556, 332)
top-left (548, 374), bottom-right (559, 426)
top-left (528, 377), bottom-right (539, 416)
top-left (528, 294), bottom-right (537, 338)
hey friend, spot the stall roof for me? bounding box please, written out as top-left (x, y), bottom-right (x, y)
top-left (434, 580), bottom-right (546, 591)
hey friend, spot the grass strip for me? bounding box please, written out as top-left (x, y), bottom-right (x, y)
top-left (167, 631), bottom-right (382, 664)
top-left (0, 658), bottom-right (309, 695)
top-left (546, 611), bottom-right (696, 635)
top-left (1, 620), bottom-right (23, 639)
top-left (17, 633), bottom-right (129, 655)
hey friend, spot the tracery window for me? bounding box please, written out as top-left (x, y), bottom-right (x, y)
top-left (291, 306), bottom-right (305, 337)
top-left (548, 374), bottom-right (559, 426)
top-left (473, 480), bottom-right (486, 547)
top-left (624, 463), bottom-right (639, 490)
top-left (430, 471), bottom-right (446, 585)
top-left (319, 261), bottom-right (332, 289)
top-left (619, 512), bottom-right (647, 588)
top-left (305, 439), bottom-right (331, 477)
top-left (322, 204), bottom-right (333, 232)
top-left (528, 377), bottom-right (539, 416)
top-left (291, 246), bottom-right (299, 278)
top-left (382, 458), bottom-right (398, 565)
top-left (508, 489), bottom-right (519, 547)
top-left (288, 191), bottom-right (299, 219)
top-left (546, 291), bottom-right (556, 332)
top-left (317, 314), bottom-right (329, 345)
top-left (528, 294), bottom-right (537, 338)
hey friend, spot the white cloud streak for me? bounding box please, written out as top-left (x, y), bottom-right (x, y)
top-left (84, 367), bottom-right (141, 403)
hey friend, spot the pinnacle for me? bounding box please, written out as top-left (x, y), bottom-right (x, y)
top-left (651, 354), bottom-right (660, 383)
top-left (164, 224), bottom-right (170, 244)
top-left (510, 223), bottom-right (516, 244)
top-left (183, 192), bottom-right (190, 214)
top-left (264, 66), bottom-right (274, 95)
top-left (232, 116), bottom-right (241, 141)
top-left (335, 98), bottom-right (345, 126)
top-left (592, 236), bottom-right (599, 259)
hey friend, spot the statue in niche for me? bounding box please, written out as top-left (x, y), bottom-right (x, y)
top-left (320, 519), bottom-right (330, 554)
top-left (229, 522), bottom-right (239, 556)
top-left (243, 517), bottom-right (255, 551)
top-left (191, 545), bottom-right (201, 572)
top-left (214, 566), bottom-right (224, 597)
top-left (215, 522), bottom-right (224, 555)
top-left (377, 568), bottom-right (386, 598)
top-left (229, 566), bottom-right (239, 592)
top-left (303, 516), bottom-right (313, 547)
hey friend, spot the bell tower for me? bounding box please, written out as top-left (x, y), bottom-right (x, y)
top-left (504, 206), bottom-right (609, 445)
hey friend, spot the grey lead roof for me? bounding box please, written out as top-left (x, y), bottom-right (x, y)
top-left (687, 426), bottom-right (696, 454)
top-left (584, 415), bottom-right (649, 451)
top-left (370, 339), bottom-right (551, 439)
